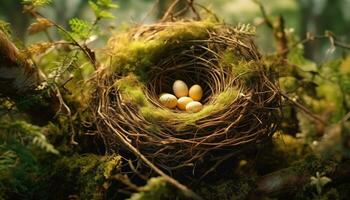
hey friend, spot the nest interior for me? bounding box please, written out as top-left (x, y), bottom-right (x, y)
top-left (92, 21), bottom-right (280, 174)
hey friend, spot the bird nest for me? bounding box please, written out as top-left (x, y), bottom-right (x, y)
top-left (91, 21), bottom-right (280, 174)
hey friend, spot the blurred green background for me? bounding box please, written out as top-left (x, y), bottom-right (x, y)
top-left (0, 0), bottom-right (349, 61)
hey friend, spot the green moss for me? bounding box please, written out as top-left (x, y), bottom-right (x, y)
top-left (115, 75), bottom-right (149, 106)
top-left (137, 87), bottom-right (239, 128)
top-left (128, 177), bottom-right (178, 200)
top-left (179, 87), bottom-right (239, 125)
top-left (106, 21), bottom-right (216, 79)
top-left (50, 154), bottom-right (122, 200)
top-left (196, 177), bottom-right (256, 200)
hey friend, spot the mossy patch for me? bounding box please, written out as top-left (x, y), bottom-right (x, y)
top-left (106, 21), bottom-right (216, 80)
top-left (49, 154), bottom-right (122, 200)
top-left (115, 76), bottom-right (240, 129)
top-left (128, 177), bottom-right (179, 200)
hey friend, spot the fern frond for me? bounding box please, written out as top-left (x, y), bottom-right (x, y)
top-left (69, 18), bottom-right (92, 40)
top-left (0, 121), bottom-right (59, 155)
top-left (32, 134), bottom-right (59, 155)
top-left (89, 0), bottom-right (118, 19)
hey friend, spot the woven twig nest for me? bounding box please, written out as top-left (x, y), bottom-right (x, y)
top-left (92, 21), bottom-right (280, 174)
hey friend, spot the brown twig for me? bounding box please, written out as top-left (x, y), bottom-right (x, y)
top-left (92, 22), bottom-right (279, 179)
top-left (253, 0), bottom-right (273, 29)
top-left (27, 9), bottom-right (97, 68)
top-left (161, 0), bottom-right (181, 22)
top-left (140, 0), bottom-right (160, 25)
top-left (194, 3), bottom-right (220, 22)
top-left (187, 0), bottom-right (201, 21)
top-left (253, 1), bottom-right (288, 57)
top-left (253, 158), bottom-right (350, 196)
top-left (274, 16), bottom-right (288, 57)
top-left (278, 34), bottom-right (350, 57)
top-left (280, 92), bottom-right (326, 125)
top-left (99, 112), bottom-right (203, 200)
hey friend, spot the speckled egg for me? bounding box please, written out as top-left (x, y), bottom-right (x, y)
top-left (177, 96), bottom-right (193, 110)
top-left (186, 101), bottom-right (203, 113)
top-left (159, 93), bottom-right (178, 109)
top-left (173, 80), bottom-right (188, 98)
top-left (189, 84), bottom-right (203, 101)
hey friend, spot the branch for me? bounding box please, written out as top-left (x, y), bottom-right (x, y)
top-left (280, 92), bottom-right (326, 125)
top-left (253, 1), bottom-right (288, 57)
top-left (161, 0), bottom-right (181, 22)
top-left (253, 158), bottom-right (350, 196)
top-left (98, 111), bottom-right (203, 200)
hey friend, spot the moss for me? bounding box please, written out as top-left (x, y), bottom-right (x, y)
top-left (115, 69), bottom-right (240, 128)
top-left (49, 154), bottom-right (122, 200)
top-left (107, 21), bottom-right (216, 79)
top-left (137, 87), bottom-right (239, 128)
top-left (115, 75), bottom-right (152, 107)
top-left (128, 177), bottom-right (179, 200)
top-left (196, 177), bottom-right (256, 200)
top-left (179, 87), bottom-right (239, 125)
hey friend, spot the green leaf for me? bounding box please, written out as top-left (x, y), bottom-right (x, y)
top-left (69, 18), bottom-right (92, 40)
top-left (89, 0), bottom-right (118, 19)
top-left (98, 10), bottom-right (115, 19)
top-left (97, 0), bottom-right (119, 8)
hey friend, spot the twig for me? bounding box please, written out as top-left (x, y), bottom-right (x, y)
top-left (140, 0), bottom-right (160, 25)
top-left (161, 0), bottom-right (181, 22)
top-left (194, 3), bottom-right (220, 22)
top-left (99, 111), bottom-right (203, 200)
top-left (274, 16), bottom-right (288, 57)
top-left (253, 1), bottom-right (288, 57)
top-left (253, 0), bottom-right (273, 29)
top-left (277, 34), bottom-right (350, 56)
top-left (30, 11), bottom-right (97, 68)
top-left (252, 159), bottom-right (350, 196)
top-left (187, 0), bottom-right (201, 21)
top-left (280, 92), bottom-right (326, 125)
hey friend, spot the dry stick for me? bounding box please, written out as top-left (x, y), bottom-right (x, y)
top-left (140, 0), bottom-right (160, 25)
top-left (278, 35), bottom-right (350, 57)
top-left (99, 112), bottom-right (203, 200)
top-left (253, 0), bottom-right (273, 29)
top-left (280, 92), bottom-right (326, 125)
top-left (30, 11), bottom-right (97, 68)
top-left (194, 3), bottom-right (220, 22)
top-left (161, 0), bottom-right (181, 22)
top-left (274, 16), bottom-right (288, 57)
top-left (253, 0), bottom-right (288, 57)
top-left (253, 159), bottom-right (350, 196)
top-left (187, 0), bottom-right (201, 21)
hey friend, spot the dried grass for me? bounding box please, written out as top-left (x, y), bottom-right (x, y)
top-left (90, 21), bottom-right (281, 175)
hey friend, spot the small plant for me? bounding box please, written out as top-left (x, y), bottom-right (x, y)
top-left (310, 171), bottom-right (332, 195)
